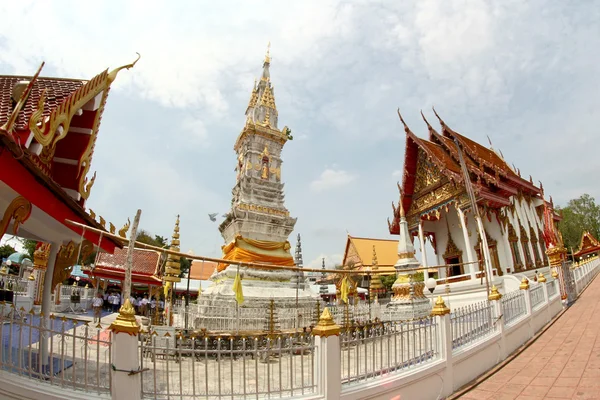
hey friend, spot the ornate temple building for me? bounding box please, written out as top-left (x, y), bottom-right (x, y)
top-left (0, 58), bottom-right (137, 316)
top-left (200, 48), bottom-right (316, 327)
top-left (388, 110), bottom-right (561, 284)
top-left (573, 231), bottom-right (600, 261)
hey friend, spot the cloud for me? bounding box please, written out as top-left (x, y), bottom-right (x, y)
top-left (306, 253), bottom-right (343, 270)
top-left (392, 170), bottom-right (402, 178)
top-left (180, 116), bottom-right (209, 147)
top-left (310, 168), bottom-right (356, 192)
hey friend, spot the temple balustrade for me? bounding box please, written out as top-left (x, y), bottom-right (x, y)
top-left (0, 256), bottom-right (597, 400)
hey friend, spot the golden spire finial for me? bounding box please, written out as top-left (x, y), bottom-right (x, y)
top-left (264, 41), bottom-right (271, 64)
top-left (372, 245), bottom-right (378, 268)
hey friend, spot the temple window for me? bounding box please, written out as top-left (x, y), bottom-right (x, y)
top-left (520, 224), bottom-right (533, 269)
top-left (443, 232), bottom-right (463, 277)
top-left (538, 228), bottom-right (549, 265)
top-left (474, 229), bottom-right (502, 277)
top-left (530, 226), bottom-right (542, 267)
top-left (508, 223), bottom-right (523, 271)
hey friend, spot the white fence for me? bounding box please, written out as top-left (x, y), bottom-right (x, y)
top-left (0, 256), bottom-right (599, 400)
top-left (340, 318), bottom-right (438, 385)
top-left (0, 302), bottom-right (111, 395)
top-left (450, 300), bottom-right (495, 350)
top-left (140, 332), bottom-right (316, 399)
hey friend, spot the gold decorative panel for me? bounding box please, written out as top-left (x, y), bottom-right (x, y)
top-left (413, 150), bottom-right (442, 194)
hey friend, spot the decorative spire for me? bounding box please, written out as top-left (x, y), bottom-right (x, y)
top-left (394, 185), bottom-right (420, 270)
top-left (163, 215), bottom-right (182, 284)
top-left (295, 234), bottom-right (303, 267)
top-left (369, 245), bottom-right (384, 296)
top-left (319, 257), bottom-right (328, 295)
top-left (244, 47), bottom-right (279, 130)
top-left (264, 41), bottom-right (271, 65)
top-left (396, 108), bottom-right (411, 134)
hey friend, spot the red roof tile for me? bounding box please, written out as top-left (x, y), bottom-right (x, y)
top-left (0, 76), bottom-right (85, 130)
top-left (95, 247), bottom-right (161, 277)
top-left (189, 260), bottom-right (218, 280)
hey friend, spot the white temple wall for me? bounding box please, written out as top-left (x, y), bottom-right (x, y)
top-left (513, 198), bottom-right (539, 265)
top-left (481, 216), bottom-right (512, 274)
top-left (506, 206), bottom-right (528, 269)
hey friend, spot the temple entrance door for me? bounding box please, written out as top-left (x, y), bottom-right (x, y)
top-left (446, 256), bottom-right (462, 277)
top-left (489, 245), bottom-right (503, 276)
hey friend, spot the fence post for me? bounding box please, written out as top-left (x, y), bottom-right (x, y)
top-left (520, 277), bottom-right (533, 338)
top-left (489, 286), bottom-right (506, 361)
top-left (312, 307), bottom-right (341, 399)
top-left (431, 296), bottom-right (453, 396)
top-left (538, 272), bottom-right (551, 323)
top-left (110, 299), bottom-right (141, 400)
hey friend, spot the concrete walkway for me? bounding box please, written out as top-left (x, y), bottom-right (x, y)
top-left (459, 275), bottom-right (600, 400)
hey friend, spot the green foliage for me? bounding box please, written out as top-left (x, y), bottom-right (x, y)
top-left (136, 230), bottom-right (168, 248)
top-left (558, 194), bottom-right (600, 251)
top-left (412, 271), bottom-right (425, 282)
top-left (179, 257), bottom-right (191, 278)
top-left (381, 275), bottom-right (396, 291)
top-left (0, 244), bottom-right (16, 260)
top-left (22, 240), bottom-right (37, 259)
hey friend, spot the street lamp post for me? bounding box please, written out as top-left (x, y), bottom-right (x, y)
top-left (185, 250), bottom-right (194, 332)
top-left (365, 266), bottom-right (372, 322)
top-left (425, 277), bottom-right (437, 307)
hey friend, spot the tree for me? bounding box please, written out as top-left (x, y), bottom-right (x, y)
top-left (0, 244), bottom-right (16, 260)
top-left (136, 230), bottom-right (168, 248)
top-left (179, 257), bottom-right (191, 278)
top-left (22, 239), bottom-right (37, 259)
top-left (381, 275), bottom-right (396, 292)
top-left (558, 194), bottom-right (600, 251)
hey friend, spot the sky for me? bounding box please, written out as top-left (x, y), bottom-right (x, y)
top-left (1, 0), bottom-right (599, 268)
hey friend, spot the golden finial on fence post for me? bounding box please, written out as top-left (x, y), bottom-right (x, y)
top-left (312, 307), bottom-right (340, 337)
top-left (488, 285), bottom-right (502, 301)
top-left (431, 296), bottom-right (450, 316)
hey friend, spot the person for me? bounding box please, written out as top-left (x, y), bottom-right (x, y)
top-left (92, 293), bottom-right (104, 323)
top-left (111, 292), bottom-right (120, 313)
top-left (103, 291), bottom-right (109, 311)
top-left (140, 295), bottom-right (148, 317)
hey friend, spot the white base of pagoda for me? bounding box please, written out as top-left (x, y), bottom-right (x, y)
top-left (385, 296), bottom-right (432, 321)
top-left (195, 265), bottom-right (320, 332)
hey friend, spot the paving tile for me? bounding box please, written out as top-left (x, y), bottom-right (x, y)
top-left (552, 376), bottom-right (581, 387)
top-left (519, 385), bottom-right (550, 397)
top-left (559, 368), bottom-right (585, 378)
top-left (529, 376), bottom-right (557, 386)
top-left (545, 385), bottom-right (577, 398)
top-left (578, 377), bottom-right (600, 387)
top-left (500, 383), bottom-right (527, 395)
top-left (477, 380), bottom-right (505, 392)
top-left (461, 389), bottom-right (495, 399)
top-left (508, 375), bottom-right (534, 385)
top-left (572, 387), bottom-right (600, 400)
top-left (488, 393), bottom-right (519, 400)
top-left (514, 395), bottom-right (545, 400)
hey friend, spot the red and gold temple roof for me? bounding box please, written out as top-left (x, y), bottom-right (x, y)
top-left (389, 110), bottom-right (543, 235)
top-left (90, 247), bottom-right (163, 286)
top-left (573, 231), bottom-right (600, 259)
top-left (0, 58), bottom-right (138, 252)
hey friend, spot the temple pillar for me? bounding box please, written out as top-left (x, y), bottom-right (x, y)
top-left (418, 219), bottom-right (429, 280)
top-left (456, 207), bottom-right (476, 278)
top-left (40, 242), bottom-right (60, 370)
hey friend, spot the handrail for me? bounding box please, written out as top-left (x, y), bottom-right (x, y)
top-left (65, 219), bottom-right (478, 275)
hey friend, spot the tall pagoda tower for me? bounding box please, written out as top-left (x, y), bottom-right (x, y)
top-left (201, 47), bottom-right (316, 330)
top-left (218, 45), bottom-right (296, 248)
